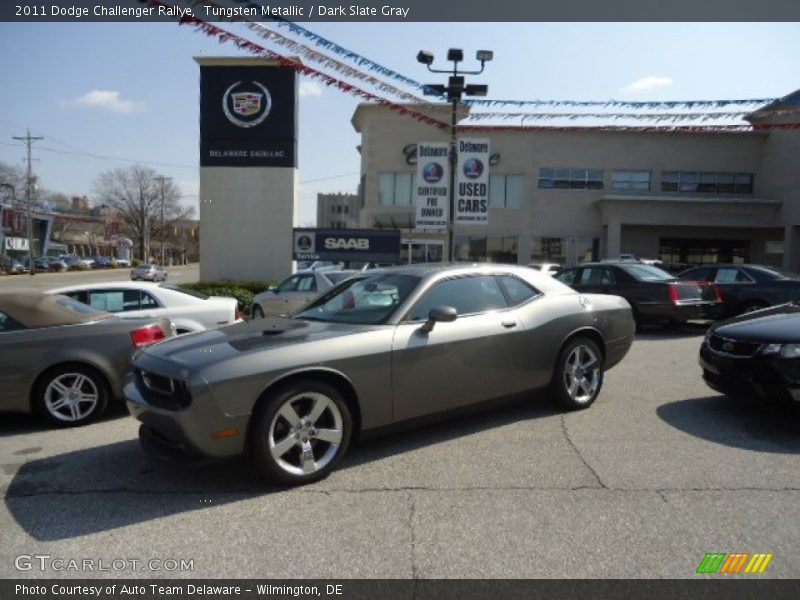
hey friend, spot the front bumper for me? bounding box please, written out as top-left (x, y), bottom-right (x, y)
top-left (699, 343), bottom-right (800, 404)
top-left (124, 361), bottom-right (250, 460)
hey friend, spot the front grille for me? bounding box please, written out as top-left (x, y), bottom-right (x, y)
top-left (136, 369), bottom-right (192, 409)
top-left (708, 334), bottom-right (760, 357)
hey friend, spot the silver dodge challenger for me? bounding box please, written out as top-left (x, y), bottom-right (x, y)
top-left (125, 264), bottom-right (635, 485)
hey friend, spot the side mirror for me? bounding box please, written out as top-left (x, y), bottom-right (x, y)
top-left (421, 305), bottom-right (458, 333)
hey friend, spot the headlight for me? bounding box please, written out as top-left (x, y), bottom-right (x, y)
top-left (759, 343), bottom-right (800, 358)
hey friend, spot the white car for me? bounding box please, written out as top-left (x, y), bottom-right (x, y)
top-left (47, 281), bottom-right (243, 334)
top-left (251, 270), bottom-right (357, 318)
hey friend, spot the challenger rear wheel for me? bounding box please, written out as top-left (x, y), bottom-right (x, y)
top-left (251, 381), bottom-right (352, 486)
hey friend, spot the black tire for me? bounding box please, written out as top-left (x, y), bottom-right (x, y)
top-left (250, 381), bottom-right (352, 486)
top-left (252, 304), bottom-right (265, 319)
top-left (33, 364), bottom-right (109, 427)
top-left (550, 337), bottom-right (604, 411)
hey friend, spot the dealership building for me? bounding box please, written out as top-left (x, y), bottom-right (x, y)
top-left (351, 92), bottom-right (800, 270)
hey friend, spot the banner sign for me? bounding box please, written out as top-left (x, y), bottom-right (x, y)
top-left (414, 142), bottom-right (449, 231)
top-left (199, 65), bottom-right (297, 167)
top-left (455, 138), bottom-right (490, 225)
top-left (4, 237), bottom-right (29, 251)
top-left (292, 229), bottom-right (401, 263)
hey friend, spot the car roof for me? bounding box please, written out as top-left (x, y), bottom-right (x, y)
top-left (0, 291), bottom-right (112, 327)
top-left (48, 281), bottom-right (164, 293)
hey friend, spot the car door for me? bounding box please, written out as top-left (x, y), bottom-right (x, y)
top-left (284, 274), bottom-right (320, 313)
top-left (713, 267), bottom-right (754, 309)
top-left (390, 274), bottom-right (523, 421)
top-left (0, 313), bottom-right (52, 409)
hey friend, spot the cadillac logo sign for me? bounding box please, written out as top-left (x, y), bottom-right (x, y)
top-left (223, 80), bottom-right (272, 128)
top-left (722, 341), bottom-right (735, 352)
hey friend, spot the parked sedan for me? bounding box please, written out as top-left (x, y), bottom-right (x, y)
top-left (678, 263), bottom-right (800, 318)
top-left (251, 270), bottom-right (356, 318)
top-left (699, 301), bottom-right (800, 404)
top-left (0, 292), bottom-right (173, 426)
top-left (48, 282), bottom-right (243, 334)
top-left (131, 264), bottom-right (167, 281)
top-left (555, 262), bottom-right (720, 328)
top-left (125, 264), bottom-right (635, 486)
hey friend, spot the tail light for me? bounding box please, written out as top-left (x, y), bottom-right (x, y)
top-left (668, 283), bottom-right (679, 305)
top-left (713, 284), bottom-right (723, 302)
top-left (235, 306), bottom-right (243, 321)
top-left (131, 324), bottom-right (166, 347)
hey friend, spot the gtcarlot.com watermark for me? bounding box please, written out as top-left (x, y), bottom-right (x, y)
top-left (14, 554), bottom-right (194, 573)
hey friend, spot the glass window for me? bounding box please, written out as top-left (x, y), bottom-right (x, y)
top-left (378, 172), bottom-right (414, 206)
top-left (277, 275), bottom-right (301, 292)
top-left (612, 170), bottom-right (651, 192)
top-left (497, 275), bottom-right (539, 307)
top-left (538, 168), bottom-right (602, 190)
top-left (506, 175), bottom-right (523, 208)
top-left (624, 265), bottom-right (675, 281)
top-left (140, 292), bottom-right (160, 309)
top-left (715, 268), bottom-right (752, 283)
top-left (661, 171), bottom-right (678, 192)
top-left (679, 267), bottom-right (713, 281)
top-left (555, 269), bottom-right (578, 285)
top-left (579, 268), bottom-right (615, 286)
top-left (55, 298), bottom-right (107, 316)
top-left (408, 275), bottom-right (508, 321)
top-left (661, 171), bottom-right (753, 194)
top-left (296, 275), bottom-right (317, 292)
top-left (490, 174), bottom-right (523, 208)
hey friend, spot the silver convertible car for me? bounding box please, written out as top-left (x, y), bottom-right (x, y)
top-left (125, 264), bottom-right (635, 485)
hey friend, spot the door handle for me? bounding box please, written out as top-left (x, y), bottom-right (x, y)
top-left (501, 320), bottom-right (517, 328)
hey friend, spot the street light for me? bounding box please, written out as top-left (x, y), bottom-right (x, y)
top-left (417, 48), bottom-right (492, 261)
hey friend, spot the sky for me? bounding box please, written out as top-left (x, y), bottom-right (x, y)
top-left (0, 21), bottom-right (799, 225)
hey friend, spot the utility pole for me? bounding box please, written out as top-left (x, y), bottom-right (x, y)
top-left (154, 175), bottom-right (171, 266)
top-left (12, 129), bottom-right (43, 276)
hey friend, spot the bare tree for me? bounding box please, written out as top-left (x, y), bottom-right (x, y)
top-left (93, 165), bottom-right (193, 261)
top-left (0, 161), bottom-right (25, 201)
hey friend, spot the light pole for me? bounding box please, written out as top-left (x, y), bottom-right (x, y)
top-left (417, 48), bottom-right (492, 262)
top-left (153, 175), bottom-right (172, 266)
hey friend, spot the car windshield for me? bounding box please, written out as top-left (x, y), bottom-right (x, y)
top-left (624, 264), bottom-right (676, 281)
top-left (325, 272), bottom-right (356, 284)
top-left (294, 273), bottom-right (420, 325)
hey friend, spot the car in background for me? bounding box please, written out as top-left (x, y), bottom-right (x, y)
top-left (528, 262), bottom-right (563, 276)
top-left (555, 261), bottom-right (720, 328)
top-left (296, 260), bottom-right (345, 271)
top-left (251, 270), bottom-right (357, 318)
top-left (131, 263), bottom-right (167, 281)
top-left (114, 258), bottom-right (131, 268)
top-left (33, 257), bottom-right (67, 272)
top-left (699, 300), bottom-right (800, 404)
top-left (93, 256), bottom-right (113, 268)
top-left (125, 264), bottom-right (635, 485)
top-left (61, 254), bottom-right (95, 269)
top-left (0, 292), bottom-right (173, 426)
top-left (1, 257), bottom-right (29, 274)
top-left (48, 281), bottom-right (243, 334)
top-left (678, 263), bottom-right (800, 318)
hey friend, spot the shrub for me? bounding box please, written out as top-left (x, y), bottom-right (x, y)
top-left (179, 280), bottom-right (276, 313)
top-left (68, 263), bottom-right (90, 271)
top-left (132, 258), bottom-right (142, 267)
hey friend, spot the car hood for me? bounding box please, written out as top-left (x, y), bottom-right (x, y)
top-left (138, 316), bottom-right (380, 368)
top-left (713, 302), bottom-right (800, 343)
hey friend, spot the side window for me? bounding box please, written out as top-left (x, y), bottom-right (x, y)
top-left (715, 268), bottom-right (751, 283)
top-left (555, 269), bottom-right (578, 285)
top-left (407, 276), bottom-right (508, 321)
top-left (277, 275), bottom-right (301, 292)
top-left (63, 291), bottom-right (89, 304)
top-left (89, 291), bottom-right (124, 312)
top-left (580, 268), bottom-right (615, 285)
top-left (139, 292), bottom-right (160, 309)
top-left (297, 275), bottom-right (317, 292)
top-left (497, 275), bottom-right (540, 307)
top-left (682, 267), bottom-right (712, 281)
top-left (0, 311), bottom-right (26, 332)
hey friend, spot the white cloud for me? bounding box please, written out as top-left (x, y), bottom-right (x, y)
top-left (621, 76), bottom-right (674, 95)
top-left (72, 90), bottom-right (144, 113)
top-left (299, 81), bottom-right (323, 98)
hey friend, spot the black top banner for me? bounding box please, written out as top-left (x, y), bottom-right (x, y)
top-left (3, 0), bottom-right (800, 21)
top-left (200, 65), bottom-right (297, 167)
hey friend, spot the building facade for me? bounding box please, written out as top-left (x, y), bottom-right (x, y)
top-left (316, 192), bottom-right (360, 229)
top-left (351, 94), bottom-right (800, 270)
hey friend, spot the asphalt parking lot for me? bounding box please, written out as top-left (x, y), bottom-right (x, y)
top-left (1, 323), bottom-right (799, 579)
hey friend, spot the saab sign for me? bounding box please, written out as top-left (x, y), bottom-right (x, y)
top-left (293, 229), bottom-right (401, 263)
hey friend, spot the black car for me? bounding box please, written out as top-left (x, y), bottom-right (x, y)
top-left (699, 301), bottom-right (800, 404)
top-left (555, 262), bottom-right (720, 328)
top-left (678, 263), bottom-right (800, 318)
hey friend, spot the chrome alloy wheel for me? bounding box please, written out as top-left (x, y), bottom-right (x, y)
top-left (268, 392), bottom-right (344, 477)
top-left (562, 344), bottom-right (601, 405)
top-left (44, 372), bottom-right (100, 422)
